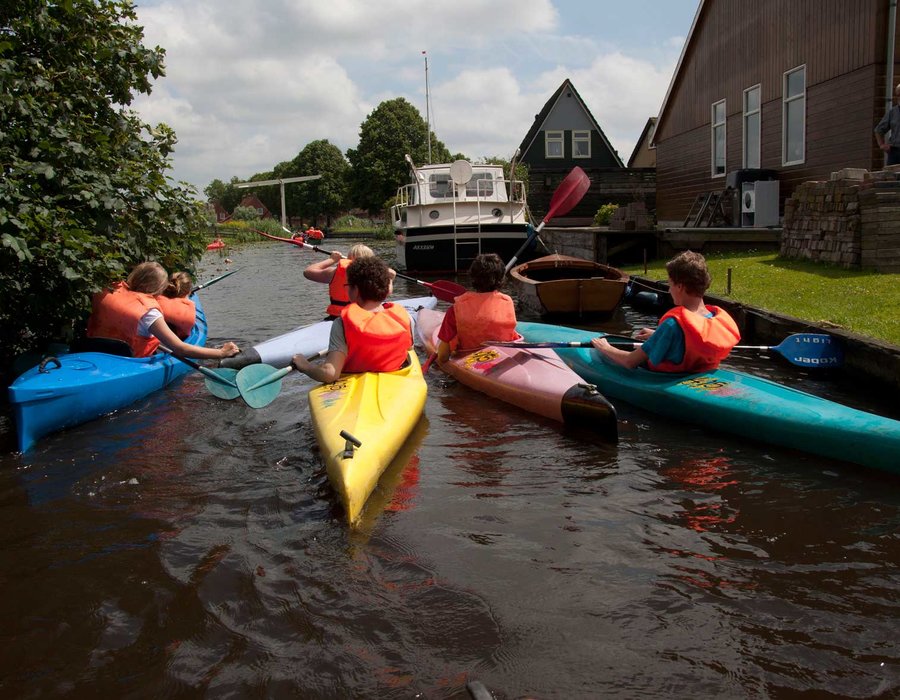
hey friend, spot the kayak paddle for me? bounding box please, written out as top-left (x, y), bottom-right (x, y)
top-left (484, 333), bottom-right (844, 368)
top-left (191, 267), bottom-right (242, 294)
top-left (504, 166), bottom-right (591, 273)
top-left (235, 350), bottom-right (327, 408)
top-left (161, 349), bottom-right (241, 399)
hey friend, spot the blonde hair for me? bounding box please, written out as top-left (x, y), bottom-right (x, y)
top-left (126, 262), bottom-right (169, 295)
top-left (164, 270), bottom-right (193, 298)
top-left (347, 244), bottom-right (374, 260)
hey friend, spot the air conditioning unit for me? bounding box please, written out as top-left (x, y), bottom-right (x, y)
top-left (741, 180), bottom-right (779, 227)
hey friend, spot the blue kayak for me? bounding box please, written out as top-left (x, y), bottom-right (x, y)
top-left (518, 321), bottom-right (900, 475)
top-left (9, 295), bottom-right (208, 453)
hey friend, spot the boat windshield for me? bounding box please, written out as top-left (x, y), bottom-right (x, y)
top-left (429, 174), bottom-right (453, 198)
top-left (428, 171), bottom-right (497, 199)
top-left (466, 174), bottom-right (494, 197)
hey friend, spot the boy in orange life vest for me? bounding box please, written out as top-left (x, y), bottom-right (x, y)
top-left (436, 253), bottom-right (520, 364)
top-left (87, 262), bottom-right (239, 360)
top-left (291, 256), bottom-right (412, 383)
top-left (591, 250), bottom-right (740, 372)
top-left (303, 244), bottom-right (396, 320)
top-left (155, 270), bottom-right (196, 339)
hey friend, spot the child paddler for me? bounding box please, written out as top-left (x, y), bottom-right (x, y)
top-left (436, 253), bottom-right (520, 364)
top-left (302, 244), bottom-right (396, 321)
top-left (591, 250), bottom-right (740, 372)
top-left (291, 256), bottom-right (413, 383)
top-left (87, 262), bottom-right (239, 360)
top-left (155, 270), bottom-right (196, 339)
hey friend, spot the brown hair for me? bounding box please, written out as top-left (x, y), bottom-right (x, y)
top-left (126, 262), bottom-right (169, 295)
top-left (666, 250), bottom-right (711, 297)
top-left (346, 256), bottom-right (391, 302)
top-left (164, 271), bottom-right (193, 298)
top-left (469, 253), bottom-right (506, 292)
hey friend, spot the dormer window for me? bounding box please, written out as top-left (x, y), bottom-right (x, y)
top-left (545, 130), bottom-right (564, 158)
top-left (573, 130), bottom-right (591, 158)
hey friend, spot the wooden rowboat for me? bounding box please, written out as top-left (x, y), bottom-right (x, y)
top-left (509, 254), bottom-right (629, 318)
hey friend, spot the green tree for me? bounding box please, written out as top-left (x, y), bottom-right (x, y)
top-left (346, 98), bottom-right (451, 214)
top-left (204, 177), bottom-right (243, 213)
top-left (0, 0), bottom-right (207, 375)
top-left (287, 140), bottom-right (349, 226)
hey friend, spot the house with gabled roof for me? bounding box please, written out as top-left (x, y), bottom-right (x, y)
top-left (518, 78), bottom-right (655, 225)
top-left (628, 118), bottom-right (657, 168)
top-left (653, 0), bottom-right (898, 229)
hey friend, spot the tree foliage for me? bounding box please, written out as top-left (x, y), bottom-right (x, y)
top-left (0, 0), bottom-right (207, 375)
top-left (204, 177), bottom-right (243, 213)
top-left (346, 98), bottom-right (451, 214)
top-left (288, 139), bottom-right (349, 225)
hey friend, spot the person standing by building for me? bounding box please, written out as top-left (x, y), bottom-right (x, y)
top-left (874, 83), bottom-right (900, 166)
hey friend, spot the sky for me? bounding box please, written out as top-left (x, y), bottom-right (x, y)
top-left (132, 0), bottom-right (699, 194)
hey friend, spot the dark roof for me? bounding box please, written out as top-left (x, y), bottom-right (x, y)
top-left (517, 78), bottom-right (624, 167)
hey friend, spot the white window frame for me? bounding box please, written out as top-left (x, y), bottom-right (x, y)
top-left (572, 130), bottom-right (591, 158)
top-left (743, 84), bottom-right (761, 169)
top-left (545, 130), bottom-right (564, 159)
top-left (711, 99), bottom-right (726, 177)
top-left (782, 65), bottom-right (806, 166)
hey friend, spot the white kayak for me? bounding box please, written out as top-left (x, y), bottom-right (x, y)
top-left (221, 296), bottom-right (438, 369)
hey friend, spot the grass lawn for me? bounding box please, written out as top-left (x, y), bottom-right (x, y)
top-left (620, 252), bottom-right (900, 347)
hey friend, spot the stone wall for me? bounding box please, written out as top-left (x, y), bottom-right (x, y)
top-left (781, 166), bottom-right (900, 272)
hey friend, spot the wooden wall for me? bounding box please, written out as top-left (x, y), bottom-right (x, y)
top-left (655, 0), bottom-right (894, 226)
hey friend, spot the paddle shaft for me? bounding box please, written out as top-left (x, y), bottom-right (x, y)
top-left (191, 267), bottom-right (241, 293)
top-left (161, 348), bottom-right (238, 387)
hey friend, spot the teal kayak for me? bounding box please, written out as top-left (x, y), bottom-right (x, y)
top-left (518, 321), bottom-right (900, 475)
top-left (9, 295), bottom-right (208, 453)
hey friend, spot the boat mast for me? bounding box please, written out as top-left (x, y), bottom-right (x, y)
top-left (423, 50), bottom-right (431, 164)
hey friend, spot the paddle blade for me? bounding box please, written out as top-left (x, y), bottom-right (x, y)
top-left (773, 333), bottom-right (844, 368)
top-left (236, 363), bottom-right (286, 408)
top-left (542, 166), bottom-right (590, 225)
top-left (204, 367), bottom-right (241, 400)
top-left (428, 280), bottom-right (467, 302)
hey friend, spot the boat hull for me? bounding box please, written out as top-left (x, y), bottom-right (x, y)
top-left (511, 254), bottom-right (629, 317)
top-left (9, 297), bottom-right (208, 453)
top-left (418, 309), bottom-right (617, 438)
top-left (309, 350), bottom-right (427, 525)
top-left (397, 224), bottom-right (532, 273)
top-left (220, 296), bottom-right (438, 369)
top-left (518, 321), bottom-right (900, 474)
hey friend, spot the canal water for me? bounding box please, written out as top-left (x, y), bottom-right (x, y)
top-left (1, 238), bottom-right (898, 698)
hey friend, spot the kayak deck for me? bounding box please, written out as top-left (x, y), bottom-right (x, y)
top-left (417, 309), bottom-right (617, 439)
top-left (518, 321), bottom-right (900, 474)
top-left (309, 350), bottom-right (427, 524)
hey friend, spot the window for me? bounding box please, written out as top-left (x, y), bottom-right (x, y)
top-left (572, 130), bottom-right (591, 158)
top-left (465, 173), bottom-right (494, 197)
top-left (711, 99), bottom-right (726, 176)
top-left (428, 174), bottom-right (453, 198)
top-left (783, 65), bottom-right (805, 165)
top-left (545, 130), bottom-right (564, 158)
top-left (743, 85), bottom-right (761, 169)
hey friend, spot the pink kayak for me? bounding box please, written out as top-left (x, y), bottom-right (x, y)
top-left (417, 309), bottom-right (617, 438)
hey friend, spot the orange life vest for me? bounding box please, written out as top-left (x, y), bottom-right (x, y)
top-left (326, 259), bottom-right (351, 317)
top-left (341, 302), bottom-right (412, 373)
top-left (648, 305), bottom-right (740, 373)
top-left (453, 291), bottom-right (519, 351)
top-left (86, 282), bottom-right (162, 357)
top-left (155, 295), bottom-right (196, 339)
top-left (306, 227), bottom-right (324, 240)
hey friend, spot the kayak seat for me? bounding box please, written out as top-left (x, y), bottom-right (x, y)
top-left (70, 336), bottom-right (134, 357)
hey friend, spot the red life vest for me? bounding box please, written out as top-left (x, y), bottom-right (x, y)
top-left (453, 291), bottom-right (519, 351)
top-left (326, 259), bottom-right (351, 317)
top-left (86, 282), bottom-right (162, 357)
top-left (648, 305), bottom-right (740, 373)
top-left (155, 295), bottom-right (196, 339)
top-left (341, 302), bottom-right (412, 373)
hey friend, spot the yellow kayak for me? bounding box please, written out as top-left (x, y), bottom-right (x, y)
top-left (308, 350), bottom-right (427, 525)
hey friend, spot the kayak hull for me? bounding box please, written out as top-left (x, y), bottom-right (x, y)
top-left (221, 296), bottom-right (438, 369)
top-left (9, 296), bottom-right (208, 453)
top-left (309, 350), bottom-right (427, 524)
top-left (518, 321), bottom-right (900, 474)
top-left (418, 309), bottom-right (617, 438)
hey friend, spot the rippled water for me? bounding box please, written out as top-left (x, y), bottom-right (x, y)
top-left (1, 239), bottom-right (898, 698)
